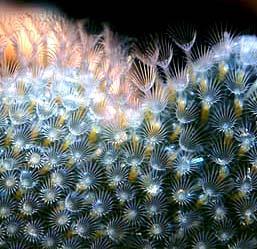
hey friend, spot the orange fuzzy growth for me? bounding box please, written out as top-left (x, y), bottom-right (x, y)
top-left (234, 98), bottom-right (243, 117)
top-left (201, 102), bottom-right (210, 123)
top-left (0, 5), bottom-right (97, 77)
top-left (170, 125), bottom-right (181, 141)
top-left (128, 166), bottom-right (139, 182)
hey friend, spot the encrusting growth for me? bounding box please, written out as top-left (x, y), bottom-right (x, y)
top-left (1, 3), bottom-right (257, 249)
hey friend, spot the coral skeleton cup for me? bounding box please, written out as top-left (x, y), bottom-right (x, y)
top-left (1, 4), bottom-right (257, 249)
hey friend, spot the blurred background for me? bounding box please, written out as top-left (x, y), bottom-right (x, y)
top-left (6, 0), bottom-right (257, 37)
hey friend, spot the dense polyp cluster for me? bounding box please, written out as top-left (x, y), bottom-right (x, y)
top-left (1, 4), bottom-right (257, 249)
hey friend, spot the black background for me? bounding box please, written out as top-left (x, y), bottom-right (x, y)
top-left (9, 0), bottom-right (257, 37)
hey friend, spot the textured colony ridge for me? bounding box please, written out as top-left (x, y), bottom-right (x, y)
top-left (2, 5), bottom-right (257, 249)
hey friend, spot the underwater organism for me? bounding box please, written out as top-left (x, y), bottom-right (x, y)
top-left (228, 233), bottom-right (257, 249)
top-left (208, 136), bottom-right (237, 167)
top-left (123, 199), bottom-right (146, 226)
top-left (115, 181), bottom-right (136, 202)
top-left (234, 118), bottom-right (257, 152)
top-left (121, 139), bottom-right (145, 167)
top-left (166, 62), bottom-right (190, 93)
top-left (48, 209), bottom-right (72, 232)
top-left (179, 124), bottom-right (206, 152)
top-left (150, 145), bottom-right (170, 171)
top-left (138, 166), bottom-right (164, 196)
top-left (189, 45), bottom-right (215, 73)
top-left (64, 191), bottom-right (85, 213)
top-left (101, 120), bottom-right (128, 146)
top-left (19, 192), bottom-right (42, 216)
top-left (0, 148), bottom-right (24, 171)
top-left (25, 146), bottom-right (46, 169)
top-left (69, 137), bottom-right (96, 163)
top-left (146, 214), bottom-right (171, 240)
top-left (197, 77), bottom-right (223, 107)
top-left (213, 218), bottom-right (235, 243)
top-left (165, 234), bottom-right (188, 249)
top-left (129, 58), bottom-right (156, 92)
top-left (77, 161), bottom-right (105, 191)
top-left (40, 116), bottom-right (68, 142)
top-left (139, 119), bottom-right (169, 147)
top-left (104, 216), bottom-right (129, 243)
top-left (0, 4), bottom-right (257, 249)
top-left (39, 179), bottom-right (62, 205)
top-left (71, 215), bottom-right (99, 239)
top-left (9, 101), bottom-right (34, 125)
top-left (106, 162), bottom-right (129, 187)
top-left (245, 88), bottom-right (257, 118)
top-left (191, 231), bottom-right (218, 249)
top-left (168, 22), bottom-right (197, 52)
top-left (172, 150), bottom-right (200, 176)
top-left (171, 175), bottom-right (199, 206)
top-left (50, 166), bottom-right (75, 190)
top-left (89, 237), bottom-right (112, 249)
top-left (0, 170), bottom-right (19, 196)
top-left (156, 34), bottom-right (173, 69)
top-left (0, 196), bottom-right (16, 219)
top-left (144, 192), bottom-right (168, 216)
top-left (199, 165), bottom-right (228, 199)
top-left (44, 142), bottom-right (69, 169)
top-left (97, 142), bottom-right (119, 166)
top-left (3, 216), bottom-right (24, 239)
top-left (91, 190), bottom-right (114, 217)
top-left (209, 102), bottom-right (237, 136)
top-left (11, 123), bottom-right (35, 150)
top-left (23, 219), bottom-right (45, 243)
top-left (225, 67), bottom-right (252, 96)
top-left (67, 107), bottom-right (91, 136)
top-left (19, 168), bottom-right (39, 190)
top-left (232, 195), bottom-right (257, 226)
top-left (6, 241), bottom-right (29, 249)
top-left (205, 199), bottom-right (228, 221)
top-left (143, 82), bottom-right (169, 114)
top-left (59, 238), bottom-right (83, 249)
top-left (40, 230), bottom-right (61, 249)
top-left (131, 236), bottom-right (158, 249)
top-left (175, 210), bottom-right (203, 235)
top-left (232, 164), bottom-right (257, 196)
top-left (36, 99), bottom-right (59, 121)
top-left (175, 99), bottom-right (199, 124)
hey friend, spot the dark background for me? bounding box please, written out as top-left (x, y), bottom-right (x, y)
top-left (8, 0), bottom-right (257, 37)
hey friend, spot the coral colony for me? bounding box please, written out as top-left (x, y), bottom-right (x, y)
top-left (2, 5), bottom-right (257, 249)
